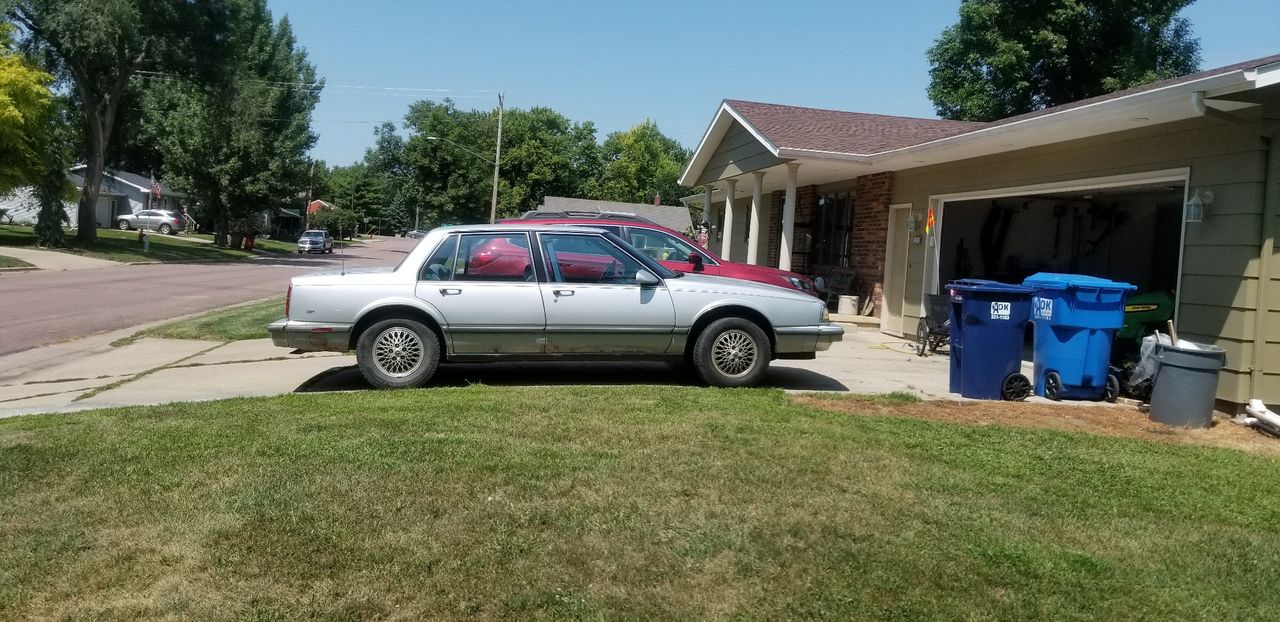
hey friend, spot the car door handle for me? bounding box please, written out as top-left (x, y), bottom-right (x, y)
top-left (439, 288), bottom-right (462, 296)
top-left (553, 289), bottom-right (574, 297)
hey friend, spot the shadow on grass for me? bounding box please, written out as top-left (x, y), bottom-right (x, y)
top-left (296, 361), bottom-right (849, 393)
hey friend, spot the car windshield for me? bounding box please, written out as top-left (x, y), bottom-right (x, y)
top-left (301, 231), bottom-right (326, 238)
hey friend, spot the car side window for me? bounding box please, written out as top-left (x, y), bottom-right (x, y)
top-left (539, 233), bottom-right (645, 285)
top-left (418, 235), bottom-right (459, 281)
top-left (628, 228), bottom-right (700, 263)
top-left (453, 233), bottom-right (534, 282)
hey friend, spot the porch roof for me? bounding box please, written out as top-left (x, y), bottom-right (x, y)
top-left (680, 52), bottom-right (1280, 189)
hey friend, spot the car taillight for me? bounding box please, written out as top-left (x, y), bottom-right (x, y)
top-left (285, 285), bottom-right (292, 317)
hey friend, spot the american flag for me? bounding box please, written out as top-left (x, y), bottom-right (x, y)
top-left (150, 173), bottom-right (164, 200)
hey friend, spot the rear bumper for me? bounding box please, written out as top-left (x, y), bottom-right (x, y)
top-left (774, 323), bottom-right (844, 354)
top-left (267, 318), bottom-right (352, 352)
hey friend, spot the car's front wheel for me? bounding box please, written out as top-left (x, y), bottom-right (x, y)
top-left (356, 318), bottom-right (440, 389)
top-left (116, 219), bottom-right (130, 230)
top-left (692, 317), bottom-right (771, 387)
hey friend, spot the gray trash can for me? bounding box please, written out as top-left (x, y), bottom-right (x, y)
top-left (1148, 343), bottom-right (1227, 428)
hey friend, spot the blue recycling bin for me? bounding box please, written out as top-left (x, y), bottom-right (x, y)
top-left (947, 280), bottom-right (1034, 400)
top-left (1023, 273), bottom-right (1136, 401)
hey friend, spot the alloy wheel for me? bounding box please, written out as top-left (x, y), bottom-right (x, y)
top-left (372, 326), bottom-right (424, 378)
top-left (711, 329), bottom-right (757, 378)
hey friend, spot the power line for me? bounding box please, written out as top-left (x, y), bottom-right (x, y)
top-left (133, 70), bottom-right (497, 94)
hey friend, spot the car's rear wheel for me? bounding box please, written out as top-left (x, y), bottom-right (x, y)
top-left (356, 318), bottom-right (440, 389)
top-left (157, 223), bottom-right (172, 234)
top-left (692, 317), bottom-right (770, 387)
top-left (116, 219), bottom-right (130, 230)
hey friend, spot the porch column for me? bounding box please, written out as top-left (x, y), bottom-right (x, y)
top-left (747, 171), bottom-right (765, 265)
top-left (721, 179), bottom-right (738, 259)
top-left (779, 163), bottom-right (800, 271)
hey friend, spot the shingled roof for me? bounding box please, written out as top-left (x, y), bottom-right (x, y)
top-left (725, 100), bottom-right (981, 156)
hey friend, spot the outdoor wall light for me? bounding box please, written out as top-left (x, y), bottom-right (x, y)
top-left (905, 213), bottom-right (919, 233)
top-left (1186, 189), bottom-right (1214, 223)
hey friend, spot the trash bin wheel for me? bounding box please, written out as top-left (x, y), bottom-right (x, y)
top-left (1102, 373), bottom-right (1120, 403)
top-left (1001, 373), bottom-right (1031, 401)
top-left (915, 319), bottom-right (928, 357)
top-left (1044, 371), bottom-right (1064, 402)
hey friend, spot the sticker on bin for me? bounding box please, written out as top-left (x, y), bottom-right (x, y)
top-left (1033, 297), bottom-right (1053, 320)
top-left (990, 301), bottom-right (1011, 320)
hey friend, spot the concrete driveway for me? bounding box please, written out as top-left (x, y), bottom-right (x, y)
top-left (0, 322), bottom-right (983, 418)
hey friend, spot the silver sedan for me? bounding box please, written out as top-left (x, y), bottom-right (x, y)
top-left (269, 224), bottom-right (842, 388)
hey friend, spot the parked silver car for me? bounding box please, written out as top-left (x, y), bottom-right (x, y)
top-left (297, 229), bottom-right (334, 254)
top-left (115, 209), bottom-right (184, 234)
top-left (268, 224), bottom-right (842, 388)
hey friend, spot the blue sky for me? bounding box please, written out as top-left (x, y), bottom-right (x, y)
top-left (271, 0), bottom-right (1280, 166)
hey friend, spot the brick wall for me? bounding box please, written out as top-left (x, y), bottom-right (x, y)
top-left (851, 172), bottom-right (894, 315)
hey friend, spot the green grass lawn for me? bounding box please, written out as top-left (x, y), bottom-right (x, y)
top-left (0, 226), bottom-right (251, 263)
top-left (2, 387), bottom-right (1277, 620)
top-left (0, 254), bottom-right (33, 268)
top-left (112, 297), bottom-right (284, 346)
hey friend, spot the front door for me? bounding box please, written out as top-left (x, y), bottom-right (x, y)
top-left (413, 232), bottom-right (546, 354)
top-left (537, 232), bottom-right (675, 354)
top-left (881, 204), bottom-right (912, 336)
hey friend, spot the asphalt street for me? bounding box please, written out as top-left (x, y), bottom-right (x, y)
top-left (0, 235), bottom-right (420, 356)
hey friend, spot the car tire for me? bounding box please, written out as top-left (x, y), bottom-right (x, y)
top-left (692, 317), bottom-right (771, 388)
top-left (117, 219), bottom-right (130, 230)
top-left (158, 224), bottom-right (172, 234)
top-left (356, 318), bottom-right (440, 389)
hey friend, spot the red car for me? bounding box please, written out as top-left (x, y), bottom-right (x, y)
top-left (503, 212), bottom-right (823, 296)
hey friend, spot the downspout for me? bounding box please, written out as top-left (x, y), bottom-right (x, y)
top-left (1253, 131), bottom-right (1277, 398)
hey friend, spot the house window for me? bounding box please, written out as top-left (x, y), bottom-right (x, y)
top-left (811, 192), bottom-right (853, 267)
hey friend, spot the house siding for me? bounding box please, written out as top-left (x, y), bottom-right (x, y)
top-left (696, 121), bottom-right (784, 186)
top-left (891, 112), bottom-right (1275, 405)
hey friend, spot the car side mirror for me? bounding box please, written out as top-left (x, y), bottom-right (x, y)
top-left (689, 253), bottom-right (705, 272)
top-left (635, 269), bottom-right (660, 286)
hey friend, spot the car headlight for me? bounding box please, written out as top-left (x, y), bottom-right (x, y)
top-left (822, 306), bottom-right (830, 322)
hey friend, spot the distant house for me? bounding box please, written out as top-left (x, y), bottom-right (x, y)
top-left (68, 166), bottom-right (185, 228)
top-left (538, 196), bottom-right (694, 234)
top-left (0, 167), bottom-right (185, 227)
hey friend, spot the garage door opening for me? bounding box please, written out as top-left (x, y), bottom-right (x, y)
top-left (935, 181), bottom-right (1185, 298)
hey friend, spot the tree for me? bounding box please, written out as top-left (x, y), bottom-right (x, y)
top-left (138, 0), bottom-right (319, 245)
top-left (590, 120), bottom-right (693, 206)
top-left (0, 22), bottom-right (52, 196)
top-left (927, 0), bottom-right (1201, 122)
top-left (5, 0), bottom-right (229, 243)
top-left (401, 99), bottom-right (601, 225)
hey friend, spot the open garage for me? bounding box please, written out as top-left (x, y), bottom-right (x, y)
top-left (934, 180), bottom-right (1186, 300)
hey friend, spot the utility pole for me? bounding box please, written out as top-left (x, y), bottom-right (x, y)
top-left (490, 92), bottom-right (504, 224)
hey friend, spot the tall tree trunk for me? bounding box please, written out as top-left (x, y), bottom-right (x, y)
top-left (76, 110), bottom-right (106, 244)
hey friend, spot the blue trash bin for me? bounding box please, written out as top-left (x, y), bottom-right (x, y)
top-left (947, 280), bottom-right (1034, 401)
top-left (1022, 273), bottom-right (1137, 401)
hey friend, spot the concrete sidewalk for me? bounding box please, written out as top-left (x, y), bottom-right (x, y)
top-left (0, 246), bottom-right (117, 270)
top-left (0, 324), bottom-right (1061, 419)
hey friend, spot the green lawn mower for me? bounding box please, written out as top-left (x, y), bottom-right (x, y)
top-left (1110, 290), bottom-right (1176, 400)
